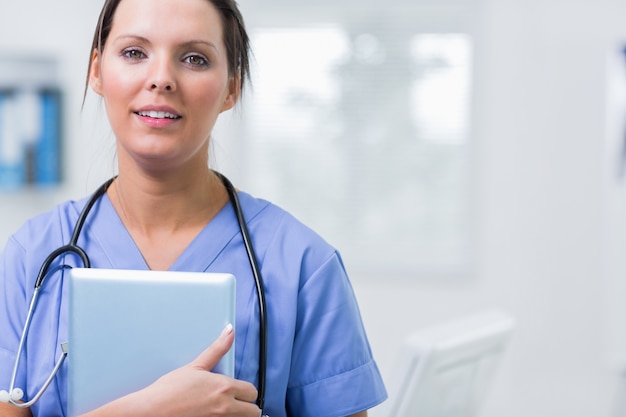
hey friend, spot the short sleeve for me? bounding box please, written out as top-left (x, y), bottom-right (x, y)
top-left (286, 253), bottom-right (387, 417)
top-left (0, 211), bottom-right (71, 417)
top-left (0, 236), bottom-right (29, 392)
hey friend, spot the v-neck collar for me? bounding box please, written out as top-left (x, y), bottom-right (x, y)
top-left (89, 191), bottom-right (262, 272)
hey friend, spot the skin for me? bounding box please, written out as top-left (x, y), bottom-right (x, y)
top-left (0, 0), bottom-right (371, 415)
top-left (90, 0), bottom-right (237, 271)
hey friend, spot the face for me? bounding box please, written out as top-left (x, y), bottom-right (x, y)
top-left (89, 0), bottom-right (238, 174)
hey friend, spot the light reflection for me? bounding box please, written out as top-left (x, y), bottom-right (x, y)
top-left (411, 34), bottom-right (472, 144)
top-left (242, 26), bottom-right (473, 275)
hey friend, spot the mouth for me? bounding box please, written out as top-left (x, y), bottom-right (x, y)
top-left (135, 110), bottom-right (182, 120)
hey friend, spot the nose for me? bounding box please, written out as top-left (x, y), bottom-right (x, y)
top-left (151, 81), bottom-right (174, 92)
top-left (147, 56), bottom-right (176, 93)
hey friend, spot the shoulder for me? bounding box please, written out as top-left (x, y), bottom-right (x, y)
top-left (8, 198), bottom-right (88, 253)
top-left (238, 191), bottom-right (336, 257)
top-left (0, 197), bottom-right (89, 291)
top-left (237, 191), bottom-right (345, 286)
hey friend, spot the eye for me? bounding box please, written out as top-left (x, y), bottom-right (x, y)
top-left (184, 54), bottom-right (209, 68)
top-left (121, 48), bottom-right (146, 61)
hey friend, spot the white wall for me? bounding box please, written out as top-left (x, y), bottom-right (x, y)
top-left (0, 1), bottom-right (116, 235)
top-left (362, 1), bottom-right (625, 416)
top-left (2, 1), bottom-right (626, 416)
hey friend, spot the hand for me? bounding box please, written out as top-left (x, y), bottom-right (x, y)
top-left (99, 324), bottom-right (261, 417)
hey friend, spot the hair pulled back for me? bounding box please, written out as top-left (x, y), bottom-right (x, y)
top-left (84, 0), bottom-right (251, 99)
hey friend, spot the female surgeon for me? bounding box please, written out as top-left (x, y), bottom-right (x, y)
top-left (0, 0), bottom-right (387, 416)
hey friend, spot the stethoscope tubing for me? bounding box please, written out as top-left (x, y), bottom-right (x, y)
top-left (216, 172), bottom-right (268, 411)
top-left (34, 178), bottom-right (114, 288)
top-left (3, 174), bottom-right (268, 414)
top-left (6, 179), bottom-right (115, 408)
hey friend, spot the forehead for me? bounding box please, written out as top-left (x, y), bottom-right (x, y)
top-left (110, 0), bottom-right (224, 45)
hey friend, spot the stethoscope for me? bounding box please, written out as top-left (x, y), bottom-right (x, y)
top-left (0, 172), bottom-right (268, 415)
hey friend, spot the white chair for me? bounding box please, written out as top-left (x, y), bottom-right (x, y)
top-left (378, 310), bottom-right (515, 417)
top-left (611, 367), bottom-right (626, 417)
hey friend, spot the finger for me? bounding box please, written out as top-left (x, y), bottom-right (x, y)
top-left (231, 398), bottom-right (262, 417)
top-left (231, 379), bottom-right (259, 404)
top-left (190, 323), bottom-right (234, 371)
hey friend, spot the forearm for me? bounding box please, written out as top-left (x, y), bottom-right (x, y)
top-left (78, 389), bottom-right (160, 417)
top-left (78, 326), bottom-right (258, 417)
top-left (0, 403), bottom-right (32, 417)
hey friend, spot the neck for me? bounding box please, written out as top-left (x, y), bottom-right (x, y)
top-left (109, 168), bottom-right (229, 235)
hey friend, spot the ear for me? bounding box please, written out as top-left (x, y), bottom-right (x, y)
top-left (220, 75), bottom-right (240, 113)
top-left (89, 49), bottom-right (104, 96)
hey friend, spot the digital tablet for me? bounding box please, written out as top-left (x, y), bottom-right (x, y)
top-left (67, 268), bottom-right (236, 417)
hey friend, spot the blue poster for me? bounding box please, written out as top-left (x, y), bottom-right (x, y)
top-left (0, 89), bottom-right (61, 189)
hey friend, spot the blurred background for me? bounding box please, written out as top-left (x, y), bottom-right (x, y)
top-left (2, 0), bottom-right (626, 415)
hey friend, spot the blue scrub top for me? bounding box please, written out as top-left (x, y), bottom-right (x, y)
top-left (0, 190), bottom-right (387, 417)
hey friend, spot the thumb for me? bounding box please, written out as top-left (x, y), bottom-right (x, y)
top-left (190, 323), bottom-right (234, 371)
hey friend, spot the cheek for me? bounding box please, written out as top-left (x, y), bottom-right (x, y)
top-left (100, 67), bottom-right (136, 109)
top-left (188, 76), bottom-right (230, 109)
top-left (102, 68), bottom-right (138, 97)
top-left (101, 70), bottom-right (147, 128)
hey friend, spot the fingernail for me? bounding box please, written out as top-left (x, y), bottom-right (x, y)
top-left (221, 323), bottom-right (234, 337)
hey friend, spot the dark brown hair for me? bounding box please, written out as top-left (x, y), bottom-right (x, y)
top-left (83, 0), bottom-right (251, 100)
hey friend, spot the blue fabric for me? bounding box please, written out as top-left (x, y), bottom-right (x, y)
top-left (0, 190), bottom-right (387, 417)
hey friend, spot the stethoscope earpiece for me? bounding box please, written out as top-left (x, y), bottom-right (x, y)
top-left (0, 388), bottom-right (23, 403)
top-left (0, 389), bottom-right (10, 403)
top-left (10, 388), bottom-right (24, 401)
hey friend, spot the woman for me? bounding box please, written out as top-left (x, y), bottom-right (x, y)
top-left (0, 0), bottom-right (387, 416)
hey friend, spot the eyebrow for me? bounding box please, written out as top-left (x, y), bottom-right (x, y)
top-left (113, 35), bottom-right (219, 54)
top-left (181, 40), bottom-right (219, 54)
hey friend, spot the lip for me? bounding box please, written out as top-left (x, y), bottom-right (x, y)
top-left (134, 105), bottom-right (182, 117)
top-left (133, 105), bottom-right (182, 128)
